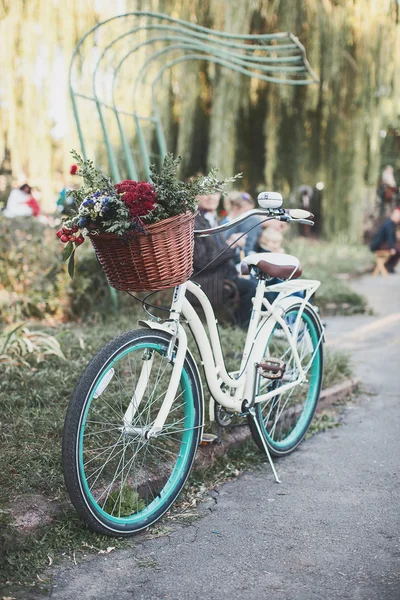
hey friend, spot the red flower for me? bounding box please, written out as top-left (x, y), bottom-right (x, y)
top-left (115, 180), bottom-right (157, 219)
top-left (70, 164), bottom-right (78, 175)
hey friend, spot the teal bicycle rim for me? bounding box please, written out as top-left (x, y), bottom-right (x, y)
top-left (259, 309), bottom-right (321, 451)
top-left (78, 341), bottom-right (195, 526)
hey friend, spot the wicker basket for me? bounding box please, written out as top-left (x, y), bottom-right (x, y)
top-left (89, 212), bottom-right (195, 292)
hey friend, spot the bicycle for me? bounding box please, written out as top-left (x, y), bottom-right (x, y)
top-left (62, 192), bottom-right (324, 536)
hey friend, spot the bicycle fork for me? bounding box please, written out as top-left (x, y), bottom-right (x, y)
top-left (122, 321), bottom-right (188, 439)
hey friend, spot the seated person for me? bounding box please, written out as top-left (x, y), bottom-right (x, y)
top-left (192, 193), bottom-right (258, 328)
top-left (222, 191), bottom-right (261, 259)
top-left (256, 217), bottom-right (287, 252)
top-left (256, 219), bottom-right (306, 302)
top-left (3, 184), bottom-right (34, 218)
top-left (258, 223), bottom-right (285, 254)
top-left (370, 206), bottom-right (400, 273)
top-left (26, 188), bottom-right (41, 217)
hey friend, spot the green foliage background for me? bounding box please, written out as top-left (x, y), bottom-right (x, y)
top-left (0, 1), bottom-right (399, 238)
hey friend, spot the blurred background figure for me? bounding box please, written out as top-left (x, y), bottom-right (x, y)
top-left (369, 206), bottom-right (400, 273)
top-left (297, 185), bottom-right (313, 237)
top-left (377, 165), bottom-right (398, 217)
top-left (257, 221), bottom-right (285, 253)
top-left (192, 193), bottom-right (257, 327)
top-left (222, 191), bottom-right (261, 259)
top-left (26, 187), bottom-right (41, 217)
top-left (2, 183), bottom-right (39, 218)
top-left (298, 184), bottom-right (313, 210)
top-left (56, 164), bottom-right (79, 215)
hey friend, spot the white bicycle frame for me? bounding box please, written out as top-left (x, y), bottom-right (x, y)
top-left (125, 275), bottom-right (323, 438)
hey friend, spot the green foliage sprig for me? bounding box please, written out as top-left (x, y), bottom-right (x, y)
top-left (67, 149), bottom-right (115, 209)
top-left (149, 153), bottom-right (242, 222)
top-left (67, 150), bottom-right (241, 225)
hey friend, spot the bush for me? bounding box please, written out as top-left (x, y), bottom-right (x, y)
top-left (0, 217), bottom-right (117, 322)
top-left (66, 245), bottom-right (118, 317)
top-left (0, 217), bottom-right (70, 322)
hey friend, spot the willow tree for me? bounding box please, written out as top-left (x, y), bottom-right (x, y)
top-left (169, 0), bottom-right (400, 239)
top-left (192, 0), bottom-right (399, 239)
top-left (0, 0), bottom-right (102, 203)
top-left (1, 0), bottom-right (399, 239)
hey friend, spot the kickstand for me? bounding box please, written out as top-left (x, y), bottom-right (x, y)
top-left (248, 407), bottom-right (281, 484)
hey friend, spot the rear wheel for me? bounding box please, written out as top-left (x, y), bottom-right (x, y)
top-left (62, 330), bottom-right (203, 536)
top-left (249, 303), bottom-right (323, 457)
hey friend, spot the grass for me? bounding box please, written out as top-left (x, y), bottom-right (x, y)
top-left (322, 346), bottom-right (352, 389)
top-left (287, 237), bottom-right (372, 315)
top-left (0, 513), bottom-right (131, 595)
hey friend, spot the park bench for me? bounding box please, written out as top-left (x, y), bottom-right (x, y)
top-left (372, 249), bottom-right (391, 276)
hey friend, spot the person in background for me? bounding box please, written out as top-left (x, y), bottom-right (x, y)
top-left (255, 216), bottom-right (287, 254)
top-left (370, 206), bottom-right (400, 273)
top-left (26, 187), bottom-right (41, 217)
top-left (222, 191), bottom-right (261, 260)
top-left (377, 165), bottom-right (398, 217)
top-left (192, 193), bottom-right (258, 328)
top-left (297, 185), bottom-right (314, 237)
top-left (217, 192), bottom-right (230, 221)
top-left (3, 183), bottom-right (34, 218)
top-left (256, 212), bottom-right (306, 302)
top-left (57, 164), bottom-right (78, 215)
top-left (258, 223), bottom-right (284, 253)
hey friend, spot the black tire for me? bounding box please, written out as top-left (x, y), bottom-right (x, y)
top-left (249, 303), bottom-right (323, 457)
top-left (62, 329), bottom-right (203, 536)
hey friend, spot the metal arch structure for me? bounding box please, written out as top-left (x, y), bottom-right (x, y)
top-left (69, 11), bottom-right (318, 182)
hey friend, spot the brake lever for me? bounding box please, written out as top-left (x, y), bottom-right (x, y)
top-left (280, 215), bottom-right (314, 226)
top-left (296, 218), bottom-right (314, 226)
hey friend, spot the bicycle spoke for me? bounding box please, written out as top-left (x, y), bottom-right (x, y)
top-left (87, 438), bottom-right (126, 490)
top-left (256, 307), bottom-right (322, 448)
top-left (84, 440), bottom-right (126, 467)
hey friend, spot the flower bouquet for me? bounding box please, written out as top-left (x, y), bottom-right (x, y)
top-left (57, 151), bottom-right (239, 292)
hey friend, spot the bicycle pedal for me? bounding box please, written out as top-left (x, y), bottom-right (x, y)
top-left (257, 358), bottom-right (286, 380)
top-left (200, 433), bottom-right (218, 446)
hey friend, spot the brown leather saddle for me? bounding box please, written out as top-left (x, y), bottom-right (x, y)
top-left (240, 252), bottom-right (302, 280)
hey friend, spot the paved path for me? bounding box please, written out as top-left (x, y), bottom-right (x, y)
top-left (46, 274), bottom-right (400, 600)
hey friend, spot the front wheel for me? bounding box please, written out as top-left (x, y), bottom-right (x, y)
top-left (249, 303), bottom-right (323, 457)
top-left (62, 330), bottom-right (203, 536)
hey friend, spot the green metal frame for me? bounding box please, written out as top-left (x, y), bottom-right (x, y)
top-left (69, 11), bottom-right (318, 182)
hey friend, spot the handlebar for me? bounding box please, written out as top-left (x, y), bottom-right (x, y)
top-left (194, 208), bottom-right (314, 237)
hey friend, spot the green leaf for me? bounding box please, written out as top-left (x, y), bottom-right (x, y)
top-left (62, 241), bottom-right (74, 262)
top-left (68, 250), bottom-right (76, 279)
top-left (1, 322), bottom-right (25, 353)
